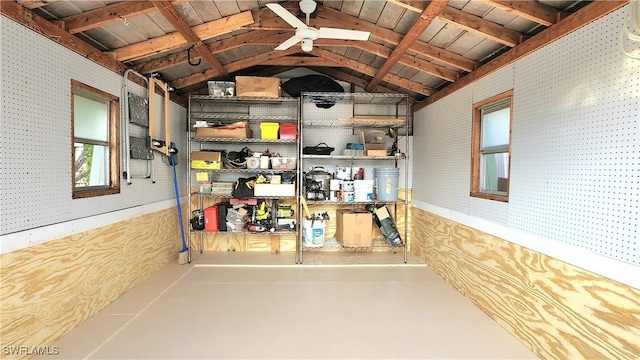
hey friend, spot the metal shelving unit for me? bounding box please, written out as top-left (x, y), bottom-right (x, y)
top-left (297, 92), bottom-right (410, 264)
top-left (187, 96), bottom-right (300, 258)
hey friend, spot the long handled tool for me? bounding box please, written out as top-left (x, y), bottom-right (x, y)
top-left (171, 153), bottom-right (189, 264)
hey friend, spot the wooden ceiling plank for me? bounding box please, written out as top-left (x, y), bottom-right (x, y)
top-left (480, 0), bottom-right (562, 27)
top-left (134, 31), bottom-right (287, 74)
top-left (111, 11), bottom-right (254, 62)
top-left (314, 5), bottom-right (478, 72)
top-left (438, 6), bottom-right (523, 47)
top-left (413, 0), bottom-right (629, 111)
top-left (150, 0), bottom-right (227, 75)
top-left (61, 0), bottom-right (190, 34)
top-left (365, 0), bottom-right (449, 91)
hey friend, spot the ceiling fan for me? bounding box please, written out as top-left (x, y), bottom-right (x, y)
top-left (266, 0), bottom-right (371, 52)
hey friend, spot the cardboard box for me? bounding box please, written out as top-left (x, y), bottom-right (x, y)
top-left (195, 122), bottom-right (252, 139)
top-left (236, 76), bottom-right (280, 98)
top-left (336, 210), bottom-right (373, 247)
top-left (254, 183), bottom-right (295, 197)
top-left (191, 151), bottom-right (222, 170)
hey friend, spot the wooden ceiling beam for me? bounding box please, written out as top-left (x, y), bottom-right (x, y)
top-left (386, 0), bottom-right (523, 47)
top-left (366, 0), bottom-right (448, 92)
top-left (309, 67), bottom-right (401, 94)
top-left (150, 0), bottom-right (227, 76)
top-left (438, 6), bottom-right (523, 47)
top-left (413, 0), bottom-right (629, 111)
top-left (60, 0), bottom-right (189, 34)
top-left (226, 48), bottom-right (300, 73)
top-left (171, 48), bottom-right (298, 89)
top-left (134, 31), bottom-right (289, 74)
top-left (261, 57), bottom-right (343, 67)
top-left (109, 11), bottom-right (254, 62)
top-left (0, 0), bottom-right (125, 75)
top-left (314, 6), bottom-right (478, 72)
top-left (479, 0), bottom-right (564, 27)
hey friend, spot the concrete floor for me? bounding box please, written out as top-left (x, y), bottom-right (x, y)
top-left (38, 252), bottom-right (538, 359)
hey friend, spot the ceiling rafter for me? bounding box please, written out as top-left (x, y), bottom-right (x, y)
top-left (58, 0), bottom-right (188, 34)
top-left (270, 5), bottom-right (479, 73)
top-left (134, 31), bottom-right (290, 74)
top-left (309, 67), bottom-right (401, 95)
top-left (309, 48), bottom-right (435, 96)
top-left (385, 0), bottom-right (524, 46)
top-left (108, 11), bottom-right (254, 62)
top-left (365, 0), bottom-right (448, 92)
top-left (0, 0), bottom-right (124, 75)
top-left (150, 0), bottom-right (227, 76)
top-left (171, 48), bottom-right (299, 89)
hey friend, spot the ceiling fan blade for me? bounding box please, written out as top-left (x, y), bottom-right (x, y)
top-left (266, 3), bottom-right (307, 29)
top-left (274, 35), bottom-right (302, 51)
top-left (317, 27), bottom-right (370, 41)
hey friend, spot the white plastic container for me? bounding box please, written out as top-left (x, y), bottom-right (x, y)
top-left (302, 219), bottom-right (325, 248)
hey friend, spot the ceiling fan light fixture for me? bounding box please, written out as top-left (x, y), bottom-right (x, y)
top-left (301, 39), bottom-right (313, 52)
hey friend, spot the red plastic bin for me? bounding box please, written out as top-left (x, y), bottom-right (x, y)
top-left (279, 122), bottom-right (297, 139)
top-left (203, 206), bottom-right (219, 231)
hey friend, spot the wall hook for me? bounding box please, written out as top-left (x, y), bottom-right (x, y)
top-left (187, 46), bottom-right (201, 66)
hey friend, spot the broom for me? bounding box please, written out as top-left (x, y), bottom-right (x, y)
top-left (170, 152), bottom-right (189, 265)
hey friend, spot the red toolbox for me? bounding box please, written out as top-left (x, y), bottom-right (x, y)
top-left (203, 206), bottom-right (219, 231)
top-left (279, 122), bottom-right (297, 139)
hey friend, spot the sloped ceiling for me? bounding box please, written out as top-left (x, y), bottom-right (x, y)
top-left (2, 0), bottom-right (629, 110)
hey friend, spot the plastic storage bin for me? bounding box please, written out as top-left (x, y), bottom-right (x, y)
top-left (279, 122), bottom-right (297, 139)
top-left (270, 157), bottom-right (297, 170)
top-left (207, 81), bottom-right (235, 97)
top-left (260, 122), bottom-right (279, 139)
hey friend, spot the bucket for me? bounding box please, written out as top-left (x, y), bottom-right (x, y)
top-left (302, 219), bottom-right (325, 248)
top-left (374, 168), bottom-right (399, 201)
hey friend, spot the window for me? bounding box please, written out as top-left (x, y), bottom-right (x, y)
top-left (471, 90), bottom-right (512, 202)
top-left (71, 80), bottom-right (120, 198)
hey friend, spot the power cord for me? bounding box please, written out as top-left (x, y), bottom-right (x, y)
top-left (621, 0), bottom-right (640, 59)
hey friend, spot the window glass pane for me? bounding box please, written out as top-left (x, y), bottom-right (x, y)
top-left (74, 142), bottom-right (108, 187)
top-left (481, 107), bottom-right (510, 149)
top-left (480, 152), bottom-right (509, 193)
top-left (74, 95), bottom-right (108, 142)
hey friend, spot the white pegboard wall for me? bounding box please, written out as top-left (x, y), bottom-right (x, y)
top-left (509, 5), bottom-right (639, 265)
top-left (412, 85), bottom-right (475, 215)
top-left (413, 5), bottom-right (638, 266)
top-left (0, 17), bottom-right (187, 235)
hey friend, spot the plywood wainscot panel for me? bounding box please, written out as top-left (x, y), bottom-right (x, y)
top-left (410, 208), bottom-right (640, 360)
top-left (0, 208), bottom-right (179, 358)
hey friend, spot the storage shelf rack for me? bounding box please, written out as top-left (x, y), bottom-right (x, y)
top-left (187, 95), bottom-right (300, 257)
top-left (298, 92), bottom-right (410, 264)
